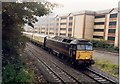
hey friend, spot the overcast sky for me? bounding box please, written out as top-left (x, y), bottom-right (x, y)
top-left (49, 0), bottom-right (119, 15)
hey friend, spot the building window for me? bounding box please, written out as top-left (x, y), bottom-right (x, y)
top-left (61, 17), bottom-right (67, 20)
top-left (108, 29), bottom-right (116, 33)
top-left (110, 13), bottom-right (117, 18)
top-left (94, 22), bottom-right (104, 25)
top-left (56, 33), bottom-right (58, 35)
top-left (57, 18), bottom-right (59, 21)
top-left (109, 21), bottom-right (116, 26)
top-left (60, 33), bottom-right (66, 35)
top-left (68, 34), bottom-right (72, 37)
top-left (41, 32), bottom-right (45, 33)
top-left (93, 36), bottom-right (103, 39)
top-left (60, 28), bottom-right (66, 30)
top-left (50, 28), bottom-right (54, 30)
top-left (69, 17), bottom-right (73, 20)
top-left (69, 22), bottom-right (72, 26)
top-left (108, 37), bottom-right (115, 41)
top-left (49, 32), bottom-right (54, 34)
top-left (95, 15), bottom-right (105, 18)
top-left (60, 23), bottom-right (66, 25)
top-left (94, 29), bottom-right (104, 32)
top-left (68, 28), bottom-right (72, 31)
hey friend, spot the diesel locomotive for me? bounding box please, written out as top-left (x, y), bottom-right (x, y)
top-left (23, 32), bottom-right (95, 66)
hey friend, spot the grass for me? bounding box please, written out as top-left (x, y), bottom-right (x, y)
top-left (93, 59), bottom-right (119, 78)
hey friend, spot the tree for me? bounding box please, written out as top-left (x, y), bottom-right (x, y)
top-left (2, 2), bottom-right (55, 83)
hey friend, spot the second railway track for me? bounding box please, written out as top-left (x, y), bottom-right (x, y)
top-left (25, 42), bottom-right (118, 84)
top-left (26, 43), bottom-right (82, 83)
top-left (81, 67), bottom-right (118, 84)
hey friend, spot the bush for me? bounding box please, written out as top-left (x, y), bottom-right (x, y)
top-left (91, 40), bottom-right (119, 52)
top-left (2, 63), bottom-right (34, 83)
top-left (114, 47), bottom-right (119, 52)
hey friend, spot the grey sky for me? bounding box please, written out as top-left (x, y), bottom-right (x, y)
top-left (49, 0), bottom-right (119, 15)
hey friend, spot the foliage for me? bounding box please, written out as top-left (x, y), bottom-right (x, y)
top-left (2, 2), bottom-right (54, 83)
top-left (2, 63), bottom-right (34, 83)
top-left (91, 40), bottom-right (119, 52)
top-left (94, 59), bottom-right (119, 78)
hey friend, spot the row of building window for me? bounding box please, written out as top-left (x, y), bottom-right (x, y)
top-left (94, 21), bottom-right (116, 26)
top-left (109, 21), bottom-right (116, 26)
top-left (68, 28), bottom-right (72, 31)
top-left (69, 17), bottom-right (73, 20)
top-left (61, 17), bottom-right (67, 20)
top-left (69, 22), bottom-right (72, 26)
top-left (94, 22), bottom-right (104, 25)
top-left (93, 35), bottom-right (115, 41)
top-left (95, 15), bottom-right (105, 18)
top-left (110, 13), bottom-right (117, 18)
top-left (94, 29), bottom-right (104, 32)
top-left (60, 28), bottom-right (66, 30)
top-left (93, 36), bottom-right (103, 39)
top-left (60, 22), bottom-right (73, 26)
top-left (93, 29), bottom-right (116, 33)
top-left (108, 37), bottom-right (115, 41)
top-left (60, 33), bottom-right (66, 35)
top-left (50, 28), bottom-right (54, 30)
top-left (95, 13), bottom-right (117, 19)
top-left (60, 23), bottom-right (66, 25)
top-left (57, 17), bottom-right (73, 20)
top-left (49, 32), bottom-right (54, 34)
top-left (108, 29), bottom-right (116, 33)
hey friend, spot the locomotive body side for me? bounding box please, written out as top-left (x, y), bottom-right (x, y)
top-left (46, 38), bottom-right (70, 56)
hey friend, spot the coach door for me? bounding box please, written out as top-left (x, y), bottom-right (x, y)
top-left (69, 44), bottom-right (76, 58)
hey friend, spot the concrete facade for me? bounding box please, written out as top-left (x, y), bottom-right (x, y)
top-left (25, 8), bottom-right (118, 47)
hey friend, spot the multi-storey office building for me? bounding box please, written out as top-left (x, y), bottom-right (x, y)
top-left (56, 11), bottom-right (95, 39)
top-left (26, 8), bottom-right (118, 46)
top-left (93, 8), bottom-right (118, 46)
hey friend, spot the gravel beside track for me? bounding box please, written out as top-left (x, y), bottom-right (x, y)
top-left (25, 42), bottom-right (97, 83)
top-left (81, 67), bottom-right (118, 84)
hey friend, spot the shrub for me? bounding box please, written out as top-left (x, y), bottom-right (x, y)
top-left (114, 47), bottom-right (119, 52)
top-left (2, 63), bottom-right (34, 83)
top-left (91, 39), bottom-right (119, 52)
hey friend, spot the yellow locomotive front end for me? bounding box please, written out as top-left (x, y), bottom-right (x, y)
top-left (75, 44), bottom-right (94, 66)
top-left (76, 51), bottom-right (93, 60)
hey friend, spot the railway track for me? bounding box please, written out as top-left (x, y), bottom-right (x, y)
top-left (81, 67), bottom-right (118, 84)
top-left (26, 42), bottom-right (118, 84)
top-left (26, 43), bottom-right (82, 83)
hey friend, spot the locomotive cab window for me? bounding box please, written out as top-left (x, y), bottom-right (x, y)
top-left (77, 45), bottom-right (93, 50)
top-left (70, 45), bottom-right (76, 50)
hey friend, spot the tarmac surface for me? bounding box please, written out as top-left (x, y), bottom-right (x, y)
top-left (94, 50), bottom-right (119, 65)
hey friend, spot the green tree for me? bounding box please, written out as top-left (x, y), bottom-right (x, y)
top-left (2, 2), bottom-right (55, 83)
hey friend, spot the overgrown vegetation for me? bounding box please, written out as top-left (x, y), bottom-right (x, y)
top-left (91, 40), bottom-right (119, 52)
top-left (94, 59), bottom-right (119, 78)
top-left (2, 2), bottom-right (55, 83)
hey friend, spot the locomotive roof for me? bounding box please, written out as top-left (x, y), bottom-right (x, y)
top-left (50, 36), bottom-right (92, 45)
top-left (33, 33), bottom-right (48, 37)
top-left (70, 39), bottom-right (92, 45)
